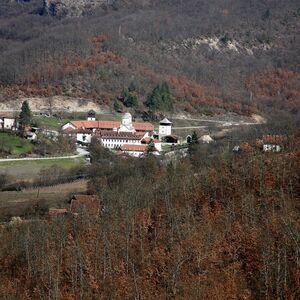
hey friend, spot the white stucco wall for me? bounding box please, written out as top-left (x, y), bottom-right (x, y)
top-left (3, 118), bottom-right (16, 130)
top-left (159, 124), bottom-right (172, 136)
top-left (62, 122), bottom-right (76, 131)
top-left (76, 133), bottom-right (92, 144)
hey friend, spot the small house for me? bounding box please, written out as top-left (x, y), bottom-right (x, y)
top-left (0, 117), bottom-right (17, 131)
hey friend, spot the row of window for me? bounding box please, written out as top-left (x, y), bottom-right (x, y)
top-left (103, 144), bottom-right (122, 149)
top-left (102, 139), bottom-right (139, 144)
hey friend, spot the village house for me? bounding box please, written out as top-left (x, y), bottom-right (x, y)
top-left (233, 134), bottom-right (285, 153)
top-left (256, 135), bottom-right (285, 153)
top-left (120, 144), bottom-right (160, 157)
top-left (0, 116), bottom-right (18, 131)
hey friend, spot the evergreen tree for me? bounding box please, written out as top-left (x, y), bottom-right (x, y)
top-left (113, 100), bottom-right (123, 112)
top-left (124, 94), bottom-right (138, 108)
top-left (191, 131), bottom-right (199, 145)
top-left (122, 87), bottom-right (139, 108)
top-left (19, 101), bottom-right (32, 128)
top-left (146, 83), bottom-right (173, 112)
top-left (188, 131), bottom-right (199, 156)
top-left (160, 82), bottom-right (172, 109)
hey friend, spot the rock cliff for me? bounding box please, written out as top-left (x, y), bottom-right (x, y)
top-left (43, 0), bottom-right (116, 16)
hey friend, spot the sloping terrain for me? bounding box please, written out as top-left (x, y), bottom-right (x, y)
top-left (0, 0), bottom-right (299, 116)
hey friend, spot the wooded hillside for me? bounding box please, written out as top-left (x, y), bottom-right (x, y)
top-left (0, 0), bottom-right (299, 115)
top-left (0, 126), bottom-right (299, 298)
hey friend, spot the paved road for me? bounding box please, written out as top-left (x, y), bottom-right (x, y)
top-left (0, 147), bottom-right (89, 163)
top-left (172, 117), bottom-right (261, 126)
top-left (172, 126), bottom-right (207, 130)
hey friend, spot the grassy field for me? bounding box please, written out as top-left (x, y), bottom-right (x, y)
top-left (0, 157), bottom-right (86, 180)
top-left (33, 116), bottom-right (70, 130)
top-left (0, 180), bottom-right (87, 221)
top-left (0, 132), bottom-right (33, 155)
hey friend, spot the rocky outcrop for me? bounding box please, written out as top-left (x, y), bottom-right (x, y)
top-left (43, 0), bottom-right (116, 17)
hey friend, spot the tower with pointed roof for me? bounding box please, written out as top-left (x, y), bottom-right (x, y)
top-left (159, 117), bottom-right (172, 137)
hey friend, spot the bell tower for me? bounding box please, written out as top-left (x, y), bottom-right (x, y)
top-left (159, 117), bottom-right (172, 137)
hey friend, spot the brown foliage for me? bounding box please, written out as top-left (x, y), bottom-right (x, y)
top-left (0, 134), bottom-right (299, 298)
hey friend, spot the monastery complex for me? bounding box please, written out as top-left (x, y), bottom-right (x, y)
top-left (62, 111), bottom-right (178, 157)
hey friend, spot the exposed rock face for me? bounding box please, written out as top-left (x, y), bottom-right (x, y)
top-left (43, 0), bottom-right (116, 16)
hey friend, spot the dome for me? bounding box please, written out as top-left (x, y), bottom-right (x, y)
top-left (122, 113), bottom-right (132, 128)
top-left (122, 112), bottom-right (132, 119)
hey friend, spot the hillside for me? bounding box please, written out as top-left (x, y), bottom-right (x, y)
top-left (0, 0), bottom-right (299, 116)
top-left (0, 128), bottom-right (299, 298)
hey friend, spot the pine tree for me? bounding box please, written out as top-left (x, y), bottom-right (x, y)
top-left (146, 83), bottom-right (173, 112)
top-left (114, 100), bottom-right (123, 112)
top-left (191, 131), bottom-right (199, 145)
top-left (19, 101), bottom-right (32, 129)
top-left (188, 131), bottom-right (199, 156)
top-left (122, 87), bottom-right (139, 108)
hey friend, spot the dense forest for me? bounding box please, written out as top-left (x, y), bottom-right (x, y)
top-left (0, 0), bottom-right (299, 115)
top-left (0, 121), bottom-right (299, 298)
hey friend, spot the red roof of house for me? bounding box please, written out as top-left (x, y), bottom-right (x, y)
top-left (135, 131), bottom-right (148, 136)
top-left (134, 122), bottom-right (154, 131)
top-left (120, 144), bottom-right (148, 152)
top-left (141, 137), bottom-right (152, 144)
top-left (262, 135), bottom-right (285, 144)
top-left (141, 138), bottom-right (161, 144)
top-left (70, 120), bottom-right (120, 130)
top-left (64, 127), bottom-right (77, 133)
top-left (67, 120), bottom-right (154, 132)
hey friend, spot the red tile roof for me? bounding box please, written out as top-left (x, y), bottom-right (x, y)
top-left (133, 122), bottom-right (154, 131)
top-left (135, 131), bottom-right (148, 136)
top-left (64, 127), bottom-right (76, 133)
top-left (67, 120), bottom-right (154, 132)
top-left (70, 121), bottom-right (120, 130)
top-left (262, 135), bottom-right (285, 144)
top-left (120, 144), bottom-right (148, 152)
top-left (141, 137), bottom-right (152, 143)
top-left (141, 138), bottom-right (161, 144)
